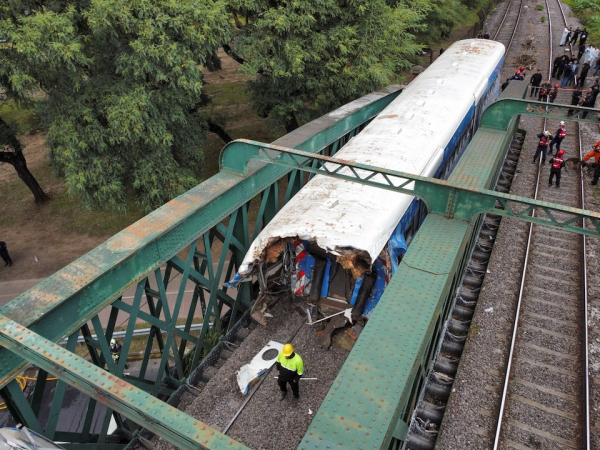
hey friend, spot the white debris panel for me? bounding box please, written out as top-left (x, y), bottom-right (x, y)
top-left (236, 340), bottom-right (284, 395)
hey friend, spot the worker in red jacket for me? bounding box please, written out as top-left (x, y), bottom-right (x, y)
top-left (582, 141), bottom-right (600, 185)
top-left (549, 150), bottom-right (566, 188)
top-left (533, 130), bottom-right (551, 164)
top-left (549, 121), bottom-right (567, 154)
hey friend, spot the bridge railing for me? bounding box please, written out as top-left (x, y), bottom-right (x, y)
top-left (0, 87), bottom-right (401, 446)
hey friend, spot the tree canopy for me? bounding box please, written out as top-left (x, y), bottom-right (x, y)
top-left (226, 0), bottom-right (429, 131)
top-left (2, 0), bottom-right (485, 212)
top-left (1, 0), bottom-right (230, 212)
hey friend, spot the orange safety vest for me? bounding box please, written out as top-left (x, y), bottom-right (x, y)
top-left (558, 127), bottom-right (566, 139)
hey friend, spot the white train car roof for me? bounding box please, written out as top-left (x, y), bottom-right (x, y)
top-left (239, 39), bottom-right (505, 276)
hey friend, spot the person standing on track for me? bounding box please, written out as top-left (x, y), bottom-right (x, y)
top-left (549, 121), bottom-right (567, 154)
top-left (531, 131), bottom-right (550, 164)
top-left (569, 27), bottom-right (581, 45)
top-left (0, 241), bottom-right (12, 267)
top-left (539, 80), bottom-right (552, 102)
top-left (549, 83), bottom-right (559, 103)
top-left (560, 26), bottom-right (571, 46)
top-left (567, 87), bottom-right (583, 116)
top-left (276, 343), bottom-right (304, 407)
top-left (580, 90), bottom-right (595, 118)
top-left (532, 130), bottom-right (551, 164)
top-left (579, 29), bottom-right (588, 46)
top-left (579, 62), bottom-right (591, 87)
top-left (582, 141), bottom-right (600, 185)
top-left (530, 69), bottom-right (542, 97)
top-left (549, 150), bottom-right (566, 188)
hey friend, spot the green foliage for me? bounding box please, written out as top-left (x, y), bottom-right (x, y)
top-left (1, 0), bottom-right (231, 213)
top-left (227, 0), bottom-right (427, 130)
top-left (418, 0), bottom-right (469, 44)
top-left (541, 15), bottom-right (546, 23)
top-left (571, 0), bottom-right (600, 43)
top-left (0, 101), bottom-right (39, 133)
top-left (535, 4), bottom-right (545, 10)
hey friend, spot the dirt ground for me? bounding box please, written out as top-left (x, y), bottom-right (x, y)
top-left (0, 51), bottom-right (247, 285)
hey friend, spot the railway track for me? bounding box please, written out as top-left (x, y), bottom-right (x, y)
top-left (492, 0), bottom-right (524, 50)
top-left (493, 132), bottom-right (590, 450)
top-left (494, 1), bottom-right (590, 448)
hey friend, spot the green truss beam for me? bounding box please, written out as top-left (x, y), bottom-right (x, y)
top-left (482, 97), bottom-right (600, 130)
top-left (0, 86), bottom-right (402, 390)
top-left (221, 139), bottom-right (600, 236)
top-left (0, 314), bottom-right (249, 450)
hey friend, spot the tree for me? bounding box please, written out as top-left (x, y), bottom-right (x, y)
top-left (1, 0), bottom-right (231, 213)
top-left (0, 114), bottom-right (50, 203)
top-left (225, 0), bottom-right (430, 132)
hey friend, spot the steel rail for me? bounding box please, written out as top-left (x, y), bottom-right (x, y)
top-left (577, 117), bottom-right (592, 450)
top-left (492, 2), bottom-right (553, 445)
top-left (494, 2), bottom-right (591, 446)
top-left (492, 0), bottom-right (524, 53)
top-left (557, 0), bottom-right (591, 444)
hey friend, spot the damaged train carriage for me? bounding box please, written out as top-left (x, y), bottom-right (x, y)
top-left (230, 39), bottom-right (505, 328)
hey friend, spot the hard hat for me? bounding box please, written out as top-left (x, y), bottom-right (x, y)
top-left (544, 131), bottom-right (550, 137)
top-left (560, 121), bottom-right (565, 125)
top-left (557, 149), bottom-right (565, 156)
top-left (519, 66), bottom-right (525, 71)
top-left (110, 339), bottom-right (116, 345)
top-left (282, 343), bottom-right (294, 357)
top-left (555, 84), bottom-right (559, 88)
top-left (516, 70), bottom-right (521, 74)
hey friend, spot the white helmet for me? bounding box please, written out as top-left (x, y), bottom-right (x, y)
top-left (544, 131), bottom-right (550, 137)
top-left (110, 339), bottom-right (116, 345)
top-left (560, 121), bottom-right (565, 126)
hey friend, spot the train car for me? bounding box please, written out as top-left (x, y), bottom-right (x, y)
top-left (231, 39), bottom-right (505, 320)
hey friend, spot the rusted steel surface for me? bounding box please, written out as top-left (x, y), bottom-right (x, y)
top-left (0, 314), bottom-right (249, 450)
top-left (0, 87), bottom-right (402, 390)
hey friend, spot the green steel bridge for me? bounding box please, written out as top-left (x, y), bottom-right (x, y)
top-left (0, 81), bottom-right (598, 449)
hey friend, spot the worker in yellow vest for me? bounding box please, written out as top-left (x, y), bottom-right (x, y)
top-left (276, 343), bottom-right (304, 407)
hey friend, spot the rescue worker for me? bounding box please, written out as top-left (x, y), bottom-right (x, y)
top-left (549, 84), bottom-right (559, 103)
top-left (533, 130), bottom-right (551, 164)
top-left (549, 149), bottom-right (566, 188)
top-left (549, 121), bottom-right (567, 154)
top-left (0, 241), bottom-right (12, 267)
top-left (582, 141), bottom-right (600, 185)
top-left (510, 70), bottom-right (524, 81)
top-left (276, 343), bottom-right (304, 407)
top-left (530, 69), bottom-right (543, 97)
top-left (539, 80), bottom-right (552, 102)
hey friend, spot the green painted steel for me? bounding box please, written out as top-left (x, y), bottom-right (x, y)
top-left (0, 86), bottom-right (402, 390)
top-left (300, 89), bottom-right (522, 449)
top-left (220, 138), bottom-right (600, 237)
top-left (481, 96), bottom-right (600, 130)
top-left (300, 217), bottom-right (473, 449)
top-left (0, 314), bottom-right (249, 450)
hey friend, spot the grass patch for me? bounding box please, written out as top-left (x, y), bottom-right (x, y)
top-left (204, 82), bottom-right (251, 106)
top-left (0, 101), bottom-right (39, 133)
top-left (535, 4), bottom-right (544, 10)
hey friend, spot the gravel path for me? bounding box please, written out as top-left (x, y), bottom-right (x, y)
top-left (151, 297), bottom-right (349, 450)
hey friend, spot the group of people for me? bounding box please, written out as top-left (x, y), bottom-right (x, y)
top-left (533, 121), bottom-right (600, 188)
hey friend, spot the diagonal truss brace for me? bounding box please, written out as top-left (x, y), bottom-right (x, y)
top-left (221, 139), bottom-right (600, 237)
top-left (0, 314), bottom-right (249, 450)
